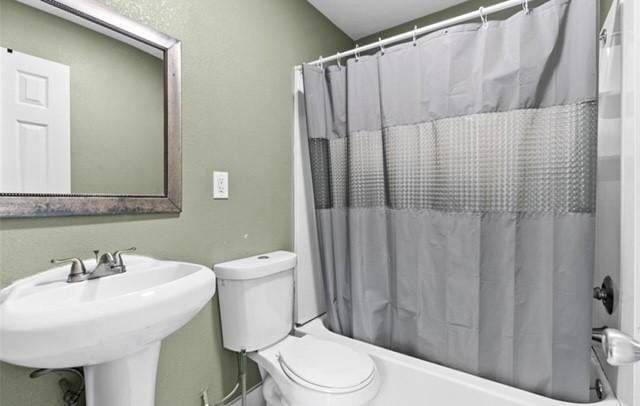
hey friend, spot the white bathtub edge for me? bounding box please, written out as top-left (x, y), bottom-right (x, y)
top-left (296, 318), bottom-right (620, 406)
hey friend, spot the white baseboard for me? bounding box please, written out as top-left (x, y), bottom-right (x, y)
top-left (229, 384), bottom-right (265, 406)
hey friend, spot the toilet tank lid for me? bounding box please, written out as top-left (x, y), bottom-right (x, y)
top-left (213, 251), bottom-right (297, 280)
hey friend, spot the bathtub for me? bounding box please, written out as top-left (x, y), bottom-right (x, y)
top-left (296, 318), bottom-right (619, 406)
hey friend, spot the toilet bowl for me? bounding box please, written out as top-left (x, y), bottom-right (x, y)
top-left (213, 251), bottom-right (380, 406)
top-left (251, 335), bottom-right (380, 406)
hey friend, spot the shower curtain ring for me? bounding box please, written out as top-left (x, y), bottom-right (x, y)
top-left (378, 37), bottom-right (385, 55)
top-left (318, 56), bottom-right (323, 70)
top-left (479, 7), bottom-right (488, 28)
top-left (413, 25), bottom-right (418, 46)
top-left (336, 53), bottom-right (342, 69)
top-left (355, 44), bottom-right (360, 62)
top-left (522, 0), bottom-right (530, 14)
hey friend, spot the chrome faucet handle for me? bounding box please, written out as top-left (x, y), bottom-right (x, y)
top-left (593, 327), bottom-right (640, 365)
top-left (113, 247), bottom-right (136, 267)
top-left (51, 257), bottom-right (87, 283)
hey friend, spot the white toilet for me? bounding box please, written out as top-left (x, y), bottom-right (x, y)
top-left (214, 251), bottom-right (380, 406)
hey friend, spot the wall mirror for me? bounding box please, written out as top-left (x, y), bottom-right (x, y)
top-left (0, 0), bottom-right (181, 217)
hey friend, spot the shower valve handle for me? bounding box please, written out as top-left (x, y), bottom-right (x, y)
top-left (592, 327), bottom-right (640, 366)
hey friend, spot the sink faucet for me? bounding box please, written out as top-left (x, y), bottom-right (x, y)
top-left (51, 247), bottom-right (136, 283)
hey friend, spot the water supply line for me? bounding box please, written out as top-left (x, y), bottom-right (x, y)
top-left (240, 349), bottom-right (247, 406)
top-left (29, 368), bottom-right (84, 406)
top-left (203, 349), bottom-right (248, 406)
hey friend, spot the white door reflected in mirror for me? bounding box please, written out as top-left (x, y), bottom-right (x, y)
top-left (0, 48), bottom-right (71, 193)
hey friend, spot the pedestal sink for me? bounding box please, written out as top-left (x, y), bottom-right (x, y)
top-left (0, 255), bottom-right (215, 406)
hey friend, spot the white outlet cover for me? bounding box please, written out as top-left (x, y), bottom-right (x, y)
top-left (213, 171), bottom-right (228, 199)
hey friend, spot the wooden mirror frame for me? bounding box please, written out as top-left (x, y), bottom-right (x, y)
top-left (0, 0), bottom-right (181, 218)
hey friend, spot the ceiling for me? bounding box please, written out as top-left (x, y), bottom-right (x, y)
top-left (307, 0), bottom-right (469, 40)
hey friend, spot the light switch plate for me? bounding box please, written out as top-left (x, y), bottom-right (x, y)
top-left (213, 171), bottom-right (228, 199)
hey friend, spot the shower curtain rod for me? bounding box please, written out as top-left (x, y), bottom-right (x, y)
top-left (306, 0), bottom-right (528, 66)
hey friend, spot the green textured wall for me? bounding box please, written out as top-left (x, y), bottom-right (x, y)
top-left (359, 0), bottom-right (612, 44)
top-left (0, 0), bottom-right (165, 195)
top-left (600, 0), bottom-right (614, 25)
top-left (0, 0), bottom-right (351, 405)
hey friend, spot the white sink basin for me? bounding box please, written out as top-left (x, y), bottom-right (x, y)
top-left (0, 255), bottom-right (215, 406)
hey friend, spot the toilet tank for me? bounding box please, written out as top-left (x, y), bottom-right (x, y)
top-left (213, 251), bottom-right (297, 352)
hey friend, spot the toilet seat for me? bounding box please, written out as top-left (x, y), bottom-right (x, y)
top-left (250, 334), bottom-right (380, 406)
top-left (277, 336), bottom-right (376, 394)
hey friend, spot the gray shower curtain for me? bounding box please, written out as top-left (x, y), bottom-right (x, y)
top-left (302, 0), bottom-right (597, 402)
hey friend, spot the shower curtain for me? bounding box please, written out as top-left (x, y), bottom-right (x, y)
top-left (301, 0), bottom-right (596, 402)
